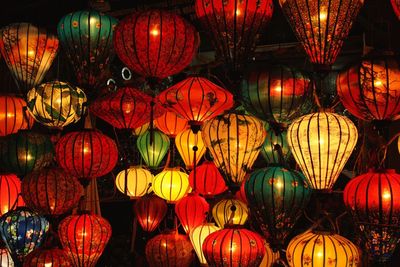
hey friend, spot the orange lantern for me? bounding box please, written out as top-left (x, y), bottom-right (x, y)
top-left (154, 111), bottom-right (188, 138)
top-left (0, 174), bottom-right (24, 216)
top-left (0, 96), bottom-right (33, 136)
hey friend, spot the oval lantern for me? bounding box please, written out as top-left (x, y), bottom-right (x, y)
top-left (133, 122), bottom-right (149, 136)
top-left (175, 129), bottom-right (206, 170)
top-left (0, 247), bottom-right (13, 267)
top-left (23, 248), bottom-right (71, 267)
top-left (0, 23), bottom-right (59, 93)
top-left (261, 124), bottom-right (291, 164)
top-left (287, 112), bottom-right (358, 190)
top-left (212, 198), bottom-right (248, 228)
top-left (188, 161), bottom-right (227, 198)
top-left (154, 111), bottom-right (188, 138)
top-left (175, 192), bottom-right (209, 234)
top-left (189, 223), bottom-right (220, 265)
top-left (391, 0), bottom-right (400, 20)
top-left (0, 174), bottom-right (24, 216)
top-left (0, 96), bottom-right (34, 136)
top-left (152, 168), bottom-right (190, 203)
top-left (136, 130), bottom-right (170, 169)
top-left (134, 194), bottom-right (167, 232)
top-left (115, 166), bottom-right (153, 199)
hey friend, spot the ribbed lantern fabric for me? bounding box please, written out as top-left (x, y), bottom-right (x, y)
top-left (0, 174), bottom-right (24, 216)
top-left (235, 179), bottom-right (248, 205)
top-left (134, 194), bottom-right (167, 232)
top-left (0, 23), bottom-right (59, 93)
top-left (260, 243), bottom-right (280, 267)
top-left (115, 166), bottom-right (153, 199)
top-left (154, 111), bottom-right (188, 137)
top-left (189, 223), bottom-right (220, 265)
top-left (212, 198), bottom-right (248, 228)
top-left (188, 161), bottom-right (227, 198)
top-left (0, 96), bottom-right (34, 136)
top-left (136, 130), bottom-right (170, 169)
top-left (114, 9), bottom-right (199, 80)
top-left (279, 0), bottom-right (364, 69)
top-left (23, 248), bottom-right (71, 267)
top-left (286, 231), bottom-right (360, 267)
top-left (175, 129), bottom-right (206, 170)
top-left (152, 168), bottom-right (190, 203)
top-left (132, 122), bottom-right (149, 136)
top-left (392, 0), bottom-right (400, 19)
top-left (261, 125), bottom-right (291, 164)
top-left (0, 248), bottom-right (13, 267)
top-left (175, 193), bottom-right (209, 234)
top-left (287, 112), bottom-right (358, 190)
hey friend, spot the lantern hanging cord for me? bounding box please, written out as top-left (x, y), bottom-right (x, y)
top-left (192, 145), bottom-right (198, 191)
top-left (377, 131), bottom-right (400, 168)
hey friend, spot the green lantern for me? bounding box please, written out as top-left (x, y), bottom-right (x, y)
top-left (245, 166), bottom-right (312, 249)
top-left (261, 124), bottom-right (291, 164)
top-left (137, 130), bottom-right (170, 169)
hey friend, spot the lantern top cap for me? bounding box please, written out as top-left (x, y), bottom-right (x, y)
top-left (367, 168), bottom-right (396, 174)
top-left (311, 229), bottom-right (336, 236)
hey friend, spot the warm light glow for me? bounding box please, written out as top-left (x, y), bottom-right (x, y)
top-left (175, 129), bottom-right (206, 169)
top-left (383, 191), bottom-right (391, 200)
top-left (89, 17), bottom-right (98, 25)
top-left (212, 198), bottom-right (248, 228)
top-left (319, 10), bottom-right (328, 21)
top-left (150, 27), bottom-right (160, 37)
top-left (115, 166), bottom-right (153, 199)
top-left (189, 223), bottom-right (220, 265)
top-left (374, 79), bottom-right (383, 87)
top-left (45, 263), bottom-right (52, 267)
top-left (152, 168), bottom-right (190, 203)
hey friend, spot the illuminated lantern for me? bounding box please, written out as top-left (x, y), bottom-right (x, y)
top-left (57, 11), bottom-right (118, 90)
top-left (145, 231), bottom-right (194, 267)
top-left (133, 122), bottom-right (149, 136)
top-left (343, 169), bottom-right (400, 262)
top-left (154, 111), bottom-right (188, 138)
top-left (241, 65), bottom-right (312, 125)
top-left (188, 161), bottom-right (227, 198)
top-left (175, 193), bottom-right (209, 234)
top-left (21, 167), bottom-right (83, 216)
top-left (0, 23), bottom-right (59, 93)
top-left (202, 226), bottom-right (265, 267)
top-left (0, 96), bottom-right (34, 136)
top-left (261, 124), bottom-right (291, 164)
top-left (58, 213), bottom-right (112, 267)
top-left (175, 129), bottom-right (206, 170)
top-left (195, 0), bottom-right (273, 71)
top-left (189, 223), bottom-right (220, 265)
top-left (202, 112), bottom-right (266, 187)
top-left (0, 248), bottom-right (13, 267)
top-left (245, 167), bottom-right (312, 248)
top-left (55, 129), bottom-right (118, 180)
top-left (134, 194), bottom-right (167, 232)
top-left (115, 166), bottom-right (153, 199)
top-left (136, 130), bottom-right (170, 169)
top-left (260, 243), bottom-right (280, 267)
top-left (212, 198), bottom-right (248, 228)
top-left (0, 174), bottom-right (24, 216)
top-left (235, 178), bottom-right (248, 205)
top-left (337, 55), bottom-right (400, 121)
top-left (24, 248), bottom-right (71, 267)
top-left (287, 112), bottom-right (358, 190)
top-left (26, 81), bottom-right (87, 129)
top-left (152, 168), bottom-right (190, 203)
top-left (114, 10), bottom-right (199, 80)
top-left (286, 231), bottom-right (360, 267)
top-left (391, 0), bottom-right (400, 19)
top-left (279, 0), bottom-right (364, 69)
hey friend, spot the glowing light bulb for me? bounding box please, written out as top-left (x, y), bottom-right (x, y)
top-left (383, 191), bottom-right (391, 200)
top-left (89, 17), bottom-right (98, 25)
top-left (6, 113), bottom-right (14, 118)
top-left (317, 251), bottom-right (323, 257)
top-left (319, 11), bottom-right (327, 21)
top-left (26, 154), bottom-right (32, 160)
top-left (28, 50), bottom-right (35, 56)
top-left (374, 80), bottom-right (383, 87)
top-left (274, 86), bottom-right (282, 93)
top-left (45, 263), bottom-right (52, 267)
top-left (150, 27), bottom-right (160, 37)
top-left (275, 181), bottom-right (284, 189)
top-left (235, 8), bottom-right (241, 16)
top-left (83, 146), bottom-right (90, 153)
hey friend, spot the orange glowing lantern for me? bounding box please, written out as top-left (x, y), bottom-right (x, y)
top-left (0, 174), bottom-right (24, 216)
top-left (0, 96), bottom-right (33, 136)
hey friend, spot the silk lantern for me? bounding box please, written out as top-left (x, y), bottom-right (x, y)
top-left (188, 161), bottom-right (227, 198)
top-left (175, 193), bottom-right (209, 234)
top-left (23, 248), bottom-right (71, 267)
top-left (0, 248), bottom-right (13, 267)
top-left (0, 174), bottom-right (24, 216)
top-left (152, 168), bottom-right (190, 203)
top-left (115, 166), bottom-right (153, 199)
top-left (212, 198), bottom-right (248, 228)
top-left (189, 223), bottom-right (220, 265)
top-left (391, 0), bottom-right (400, 19)
top-left (154, 111), bottom-right (188, 137)
top-left (261, 124), bottom-right (291, 164)
top-left (134, 194), bottom-right (167, 232)
top-left (175, 129), bottom-right (206, 170)
top-left (0, 96), bottom-right (34, 136)
top-left (260, 242), bottom-right (280, 267)
top-left (136, 130), bottom-right (170, 169)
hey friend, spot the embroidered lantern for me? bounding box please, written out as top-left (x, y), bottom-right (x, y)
top-left (134, 194), bottom-right (167, 232)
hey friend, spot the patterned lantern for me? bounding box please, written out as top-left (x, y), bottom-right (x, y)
top-left (286, 230), bottom-right (360, 267)
top-left (136, 130), bottom-right (170, 169)
top-left (261, 124), bottom-right (291, 164)
top-left (133, 122), bottom-right (149, 136)
top-left (343, 169), bottom-right (400, 262)
top-left (175, 129), bottom-right (206, 170)
top-left (195, 0), bottom-right (274, 71)
top-left (391, 0), bottom-right (400, 20)
top-left (188, 161), bottom-right (227, 198)
top-left (21, 167), bottom-right (83, 216)
top-left (114, 10), bottom-right (199, 80)
top-left (152, 168), bottom-right (190, 203)
top-left (24, 248), bottom-right (71, 267)
top-left (0, 96), bottom-right (34, 136)
top-left (26, 81), bottom-right (87, 129)
top-left (0, 248), bottom-right (13, 267)
top-left (202, 112), bottom-right (266, 187)
top-left (0, 174), bottom-right (24, 216)
top-left (154, 111), bottom-right (188, 138)
top-left (0, 23), bottom-right (59, 93)
top-left (287, 112), bottom-right (358, 190)
top-left (115, 166), bottom-right (153, 199)
top-left (260, 242), bottom-right (280, 267)
top-left (134, 194), bottom-right (167, 232)
top-left (189, 223), bottom-right (220, 265)
top-left (175, 193), bottom-right (209, 234)
top-left (279, 0), bottom-right (364, 69)
top-left (212, 198), bottom-right (248, 228)
top-left (57, 11), bottom-right (118, 90)
top-left (58, 213), bottom-right (112, 267)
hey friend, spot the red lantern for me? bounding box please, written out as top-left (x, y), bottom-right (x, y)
top-left (134, 194), bottom-right (167, 232)
top-left (0, 96), bottom-right (34, 136)
top-left (175, 192), bottom-right (209, 234)
top-left (235, 177), bottom-right (248, 205)
top-left (391, 0), bottom-right (400, 20)
top-left (154, 111), bottom-right (188, 138)
top-left (114, 10), bottom-right (200, 80)
top-left (23, 248), bottom-right (71, 267)
top-left (188, 161), bottom-right (227, 198)
top-left (0, 174), bottom-right (24, 216)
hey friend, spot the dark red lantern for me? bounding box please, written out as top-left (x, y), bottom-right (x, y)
top-left (235, 176), bottom-right (248, 205)
top-left (23, 248), bottom-right (71, 267)
top-left (0, 174), bottom-right (24, 216)
top-left (134, 194), bottom-right (167, 232)
top-left (175, 192), bottom-right (209, 234)
top-left (391, 0), bottom-right (400, 20)
top-left (188, 161), bottom-right (227, 198)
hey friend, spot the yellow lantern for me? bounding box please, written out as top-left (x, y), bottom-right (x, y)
top-left (189, 223), bottom-right (220, 265)
top-left (152, 168), bottom-right (190, 203)
top-left (286, 230), bottom-right (360, 267)
top-left (260, 242), bottom-right (280, 267)
top-left (175, 128), bottom-right (206, 170)
top-left (132, 122), bottom-right (149, 136)
top-left (212, 198), bottom-right (248, 228)
top-left (115, 166), bottom-right (153, 199)
top-left (287, 112), bottom-right (358, 190)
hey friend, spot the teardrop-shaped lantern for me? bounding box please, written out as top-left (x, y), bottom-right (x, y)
top-left (287, 112), bottom-right (358, 190)
top-left (175, 129), bottom-right (206, 170)
top-left (137, 129), bottom-right (170, 169)
top-left (152, 168), bottom-right (190, 203)
top-left (154, 111), bottom-right (188, 138)
top-left (261, 124), bottom-right (291, 164)
top-left (189, 223), bottom-right (220, 265)
top-left (0, 174), bottom-right (24, 216)
top-left (175, 192), bottom-right (209, 234)
top-left (0, 96), bottom-right (34, 136)
top-left (24, 248), bottom-right (71, 267)
top-left (188, 161), bottom-right (227, 198)
top-left (115, 166), bottom-right (153, 199)
top-left (134, 194), bottom-right (167, 232)
top-left (212, 198), bottom-right (248, 228)
top-left (0, 247), bottom-right (13, 267)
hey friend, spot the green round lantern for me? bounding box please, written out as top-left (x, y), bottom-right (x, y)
top-left (137, 130), bottom-right (170, 169)
top-left (261, 123), bottom-right (291, 165)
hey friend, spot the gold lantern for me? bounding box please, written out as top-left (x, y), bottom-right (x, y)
top-left (133, 122), bottom-right (149, 136)
top-left (212, 198), bottom-right (248, 228)
top-left (175, 129), bottom-right (206, 170)
top-left (260, 242), bottom-right (280, 267)
top-left (152, 168), bottom-right (190, 203)
top-left (115, 166), bottom-right (153, 199)
top-left (189, 223), bottom-right (220, 265)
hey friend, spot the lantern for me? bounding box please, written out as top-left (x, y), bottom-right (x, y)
top-left (343, 169), bottom-right (400, 262)
top-left (24, 248), bottom-right (71, 267)
top-left (58, 213), bottom-right (112, 267)
top-left (133, 122), bottom-right (149, 136)
top-left (114, 10), bottom-right (199, 80)
top-left (287, 112), bottom-right (358, 190)
top-left (202, 225), bottom-right (265, 267)
top-left (115, 166), bottom-right (153, 199)
top-left (57, 11), bottom-right (118, 90)
top-left (175, 129), bottom-right (206, 170)
top-left (235, 178), bottom-right (248, 205)
top-left (245, 166), bottom-right (312, 248)
top-left (391, 0), bottom-right (400, 20)
top-left (154, 111), bottom-right (188, 138)
top-left (202, 112), bottom-right (266, 187)
top-left (134, 194), bottom-right (167, 232)
top-left (0, 23), bottom-right (59, 93)
top-left (145, 231), bottom-right (194, 267)
top-left (175, 193), bottom-right (209, 234)
top-left (212, 198), bottom-right (248, 228)
top-left (152, 168), bottom-right (190, 203)
top-left (286, 230), bottom-right (360, 267)
top-left (261, 124), bottom-right (291, 164)
top-left (260, 242), bottom-right (280, 267)
top-left (189, 223), bottom-right (220, 265)
top-left (195, 0), bottom-right (274, 71)
top-left (0, 248), bottom-right (13, 267)
top-left (55, 129), bottom-right (118, 180)
top-left (0, 174), bottom-right (24, 216)
top-left (21, 167), bottom-right (83, 216)
top-left (136, 130), bottom-right (170, 169)
top-left (188, 161), bottom-right (227, 198)
top-left (0, 96), bottom-right (34, 136)
top-left (26, 81), bottom-right (87, 129)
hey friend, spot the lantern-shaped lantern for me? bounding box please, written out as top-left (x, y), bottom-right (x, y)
top-left (202, 112), bottom-right (266, 187)
top-left (287, 112), bottom-right (358, 190)
top-left (24, 248), bottom-right (71, 267)
top-left (286, 230), bottom-right (360, 267)
top-left (58, 213), bottom-right (112, 267)
top-left (134, 194), bottom-right (167, 232)
top-left (391, 0), bottom-right (400, 20)
top-left (202, 226), bottom-right (266, 267)
top-left (133, 122), bottom-right (149, 136)
top-left (260, 242), bottom-right (280, 267)
top-left (0, 96), bottom-right (34, 136)
top-left (175, 129), bottom-right (206, 170)
top-left (189, 223), bottom-right (220, 265)
top-left (0, 248), bottom-right (13, 267)
top-left (152, 168), bottom-right (190, 203)
top-left (26, 81), bottom-right (87, 129)
top-left (175, 193), bottom-right (209, 234)
top-left (154, 111), bottom-right (188, 137)
top-left (136, 130), bottom-right (170, 169)
top-left (0, 23), bottom-right (59, 93)
top-left (115, 166), bottom-right (153, 199)
top-left (261, 124), bottom-right (291, 164)
top-left (0, 174), bottom-right (24, 216)
top-left (188, 161), bottom-right (227, 198)
top-left (57, 11), bottom-right (118, 90)
top-left (212, 198), bottom-right (248, 228)
top-left (195, 0), bottom-right (274, 71)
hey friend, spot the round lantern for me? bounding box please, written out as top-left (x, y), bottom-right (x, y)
top-left (287, 112), bottom-right (358, 190)
top-left (188, 161), bottom-right (227, 198)
top-left (154, 111), bottom-right (188, 138)
top-left (0, 174), bottom-right (24, 216)
top-left (212, 198), bottom-right (248, 228)
top-left (0, 23), bottom-right (59, 93)
top-left (175, 129), bottom-right (206, 170)
top-left (115, 166), bottom-right (153, 199)
top-left (114, 9), bottom-right (199, 80)
top-left (145, 231), bottom-right (194, 267)
top-left (391, 0), bottom-right (400, 19)
top-left (26, 81), bottom-right (87, 128)
top-left (58, 213), bottom-right (112, 267)
top-left (279, 0), bottom-right (364, 69)
top-left (55, 129), bottom-right (118, 180)
top-left (189, 223), bottom-right (220, 265)
top-left (195, 0), bottom-right (273, 71)
top-left (133, 122), bottom-right (149, 136)
top-left (0, 96), bottom-right (34, 136)
top-left (0, 248), bottom-right (13, 267)
top-left (202, 112), bottom-right (266, 187)
top-left (261, 124), bottom-right (291, 164)
top-left (343, 169), bottom-right (400, 262)
top-left (202, 225), bottom-right (265, 267)
top-left (134, 194), bottom-right (167, 232)
top-left (175, 193), bottom-right (209, 234)
top-left (152, 168), bottom-right (190, 203)
top-left (57, 10), bottom-right (118, 90)
top-left (136, 130), bottom-right (170, 169)
top-left (286, 230), bottom-right (360, 267)
top-left (260, 242), bottom-right (280, 267)
top-left (21, 167), bottom-right (83, 216)
top-left (23, 248), bottom-right (71, 267)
